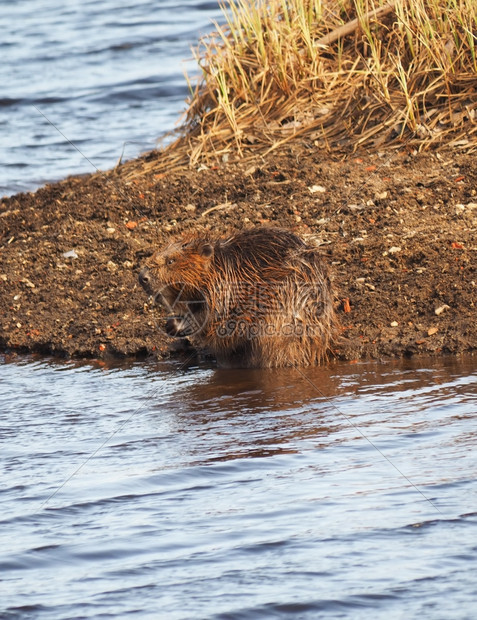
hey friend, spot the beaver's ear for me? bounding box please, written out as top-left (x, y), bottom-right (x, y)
top-left (200, 243), bottom-right (214, 258)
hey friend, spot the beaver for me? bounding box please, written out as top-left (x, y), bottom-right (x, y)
top-left (139, 227), bottom-right (337, 368)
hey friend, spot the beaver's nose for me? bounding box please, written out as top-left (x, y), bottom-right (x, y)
top-left (138, 267), bottom-right (151, 288)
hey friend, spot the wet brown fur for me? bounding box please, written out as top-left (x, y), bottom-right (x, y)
top-left (140, 227), bottom-right (337, 368)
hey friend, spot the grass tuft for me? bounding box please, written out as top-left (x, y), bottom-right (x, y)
top-left (135, 0), bottom-right (477, 175)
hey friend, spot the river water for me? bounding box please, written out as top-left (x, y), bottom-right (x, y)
top-left (1, 353), bottom-right (477, 619)
top-left (1, 0), bottom-right (223, 196)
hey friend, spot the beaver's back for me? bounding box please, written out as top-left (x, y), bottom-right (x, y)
top-left (213, 228), bottom-right (305, 273)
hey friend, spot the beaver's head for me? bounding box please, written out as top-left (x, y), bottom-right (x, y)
top-left (138, 238), bottom-right (214, 310)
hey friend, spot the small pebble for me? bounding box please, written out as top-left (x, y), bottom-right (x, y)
top-left (308, 185), bottom-right (326, 194)
top-left (390, 321), bottom-right (399, 327)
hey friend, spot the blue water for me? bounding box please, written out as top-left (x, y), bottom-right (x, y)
top-left (0, 0), bottom-right (223, 196)
top-left (1, 354), bottom-right (477, 619)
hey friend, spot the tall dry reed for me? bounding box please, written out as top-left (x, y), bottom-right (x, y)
top-left (136, 0), bottom-right (477, 175)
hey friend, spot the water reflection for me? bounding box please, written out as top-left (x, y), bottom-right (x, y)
top-left (1, 354), bottom-right (477, 620)
top-left (137, 355), bottom-right (477, 467)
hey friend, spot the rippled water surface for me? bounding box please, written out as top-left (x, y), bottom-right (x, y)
top-left (1, 354), bottom-right (476, 619)
top-left (1, 0), bottom-right (222, 196)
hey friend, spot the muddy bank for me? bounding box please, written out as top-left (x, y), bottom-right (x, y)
top-left (1, 145), bottom-right (476, 362)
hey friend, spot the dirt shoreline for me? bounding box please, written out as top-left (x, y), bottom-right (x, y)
top-left (1, 144), bottom-right (476, 363)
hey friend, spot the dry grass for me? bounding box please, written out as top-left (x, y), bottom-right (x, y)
top-left (133, 0), bottom-right (477, 175)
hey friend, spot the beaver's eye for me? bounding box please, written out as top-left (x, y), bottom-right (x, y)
top-left (166, 258), bottom-right (175, 265)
